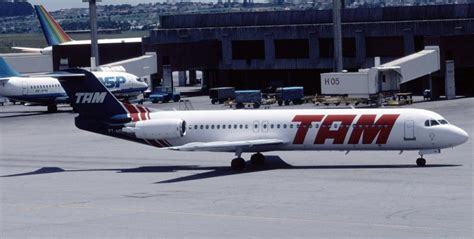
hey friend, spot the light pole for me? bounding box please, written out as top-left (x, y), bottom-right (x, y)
top-left (83, 0), bottom-right (101, 69)
top-left (332, 0), bottom-right (343, 72)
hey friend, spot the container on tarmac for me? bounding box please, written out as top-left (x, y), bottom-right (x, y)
top-left (209, 87), bottom-right (235, 104)
top-left (235, 90), bottom-right (262, 109)
top-left (276, 86), bottom-right (304, 106)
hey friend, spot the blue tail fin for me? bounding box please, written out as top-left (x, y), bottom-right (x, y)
top-left (0, 57), bottom-right (20, 78)
top-left (57, 69), bottom-right (128, 121)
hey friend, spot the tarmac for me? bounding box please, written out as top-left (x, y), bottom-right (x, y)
top-left (0, 96), bottom-right (472, 238)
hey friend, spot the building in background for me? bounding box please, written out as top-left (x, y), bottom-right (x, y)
top-left (144, 4), bottom-right (474, 97)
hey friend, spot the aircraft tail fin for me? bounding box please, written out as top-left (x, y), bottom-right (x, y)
top-left (57, 69), bottom-right (129, 122)
top-left (0, 57), bottom-right (20, 78)
top-left (34, 5), bottom-right (73, 46)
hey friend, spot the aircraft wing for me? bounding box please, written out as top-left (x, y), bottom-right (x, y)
top-left (12, 47), bottom-right (43, 53)
top-left (168, 139), bottom-right (286, 152)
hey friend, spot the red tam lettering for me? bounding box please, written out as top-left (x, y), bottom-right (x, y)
top-left (315, 115), bottom-right (356, 144)
top-left (292, 115), bottom-right (324, 144)
top-left (348, 114), bottom-right (400, 144)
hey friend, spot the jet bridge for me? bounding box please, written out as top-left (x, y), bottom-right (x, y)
top-left (321, 46), bottom-right (440, 98)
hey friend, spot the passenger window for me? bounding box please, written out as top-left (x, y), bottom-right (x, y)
top-left (270, 124), bottom-right (274, 129)
top-left (254, 124), bottom-right (258, 129)
top-left (200, 125), bottom-right (203, 129)
top-left (296, 124), bottom-right (300, 128)
top-left (277, 124), bottom-right (280, 129)
top-left (228, 125), bottom-right (232, 129)
top-left (283, 124), bottom-right (287, 129)
top-left (234, 125), bottom-right (237, 129)
top-left (223, 125), bottom-right (226, 129)
top-left (290, 124), bottom-right (293, 129)
top-left (239, 125), bottom-right (243, 129)
top-left (194, 125), bottom-right (198, 129)
top-left (217, 125), bottom-right (220, 129)
top-left (205, 125), bottom-right (209, 129)
top-left (245, 125), bottom-right (248, 129)
top-left (211, 125), bottom-right (214, 129)
top-left (315, 124), bottom-right (319, 128)
top-left (263, 124), bottom-right (267, 129)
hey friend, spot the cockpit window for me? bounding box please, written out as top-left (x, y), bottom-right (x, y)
top-left (425, 120), bottom-right (430, 126)
top-left (439, 119), bottom-right (448, 124)
top-left (425, 119), bottom-right (445, 127)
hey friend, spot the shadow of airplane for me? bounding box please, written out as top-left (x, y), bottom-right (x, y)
top-left (0, 156), bottom-right (461, 184)
top-left (0, 110), bottom-right (73, 119)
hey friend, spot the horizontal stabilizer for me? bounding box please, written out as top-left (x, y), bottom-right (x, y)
top-left (11, 47), bottom-right (43, 53)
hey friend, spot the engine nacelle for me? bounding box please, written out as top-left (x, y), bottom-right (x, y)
top-left (123, 119), bottom-right (186, 140)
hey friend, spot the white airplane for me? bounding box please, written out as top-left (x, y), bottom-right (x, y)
top-left (56, 69), bottom-right (469, 170)
top-left (13, 5), bottom-right (141, 55)
top-left (0, 58), bottom-right (148, 112)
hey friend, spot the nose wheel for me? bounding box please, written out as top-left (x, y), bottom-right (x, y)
top-left (416, 157), bottom-right (426, 167)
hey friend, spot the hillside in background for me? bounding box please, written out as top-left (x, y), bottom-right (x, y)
top-left (0, 2), bottom-right (33, 17)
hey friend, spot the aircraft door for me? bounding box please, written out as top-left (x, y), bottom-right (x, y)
top-left (21, 80), bottom-right (28, 95)
top-left (403, 120), bottom-right (416, 141)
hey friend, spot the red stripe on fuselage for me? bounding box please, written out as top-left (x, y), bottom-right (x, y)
top-left (123, 103), bottom-right (139, 122)
top-left (136, 105), bottom-right (148, 121)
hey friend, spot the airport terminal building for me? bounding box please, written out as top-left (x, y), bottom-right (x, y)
top-left (143, 4), bottom-right (474, 97)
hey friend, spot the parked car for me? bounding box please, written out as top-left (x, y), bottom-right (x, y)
top-left (149, 86), bottom-right (180, 103)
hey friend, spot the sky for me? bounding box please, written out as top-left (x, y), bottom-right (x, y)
top-left (28, 1), bottom-right (173, 11)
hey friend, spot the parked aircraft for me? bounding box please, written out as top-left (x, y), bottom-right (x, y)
top-left (13, 5), bottom-right (141, 55)
top-left (0, 58), bottom-right (147, 112)
top-left (55, 69), bottom-right (469, 170)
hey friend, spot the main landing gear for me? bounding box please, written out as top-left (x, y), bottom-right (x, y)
top-left (416, 157), bottom-right (426, 167)
top-left (47, 104), bottom-right (58, 113)
top-left (230, 150), bottom-right (266, 171)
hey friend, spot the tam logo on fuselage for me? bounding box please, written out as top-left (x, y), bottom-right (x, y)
top-left (75, 92), bottom-right (106, 104)
top-left (97, 76), bottom-right (126, 88)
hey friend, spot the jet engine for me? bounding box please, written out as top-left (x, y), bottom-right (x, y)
top-left (122, 119), bottom-right (186, 140)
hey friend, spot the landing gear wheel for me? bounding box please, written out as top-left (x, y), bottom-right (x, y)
top-left (250, 153), bottom-right (265, 166)
top-left (47, 104), bottom-right (58, 113)
top-left (231, 157), bottom-right (246, 171)
top-left (416, 157), bottom-right (426, 167)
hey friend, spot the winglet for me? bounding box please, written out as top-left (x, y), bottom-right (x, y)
top-left (34, 5), bottom-right (73, 46)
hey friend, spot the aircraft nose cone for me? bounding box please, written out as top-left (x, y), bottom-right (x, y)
top-left (453, 126), bottom-right (469, 146)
